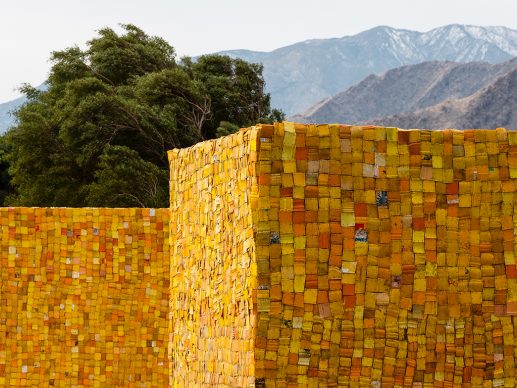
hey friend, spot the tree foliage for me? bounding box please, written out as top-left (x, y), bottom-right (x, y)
top-left (4, 24), bottom-right (282, 207)
top-left (0, 135), bottom-right (13, 204)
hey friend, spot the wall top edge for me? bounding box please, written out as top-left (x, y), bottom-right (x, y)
top-left (167, 121), bottom-right (517, 161)
top-left (167, 125), bottom-right (261, 161)
top-left (166, 122), bottom-right (515, 161)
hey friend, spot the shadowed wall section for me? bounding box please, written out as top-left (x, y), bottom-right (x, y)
top-left (252, 124), bottom-right (517, 387)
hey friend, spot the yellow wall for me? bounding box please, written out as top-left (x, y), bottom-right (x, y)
top-left (169, 129), bottom-right (258, 386)
top-left (252, 123), bottom-right (517, 387)
top-left (0, 207), bottom-right (169, 387)
top-left (170, 122), bottom-right (517, 387)
top-left (4, 122), bottom-right (517, 387)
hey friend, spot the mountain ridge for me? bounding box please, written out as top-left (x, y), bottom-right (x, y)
top-left (0, 84), bottom-right (47, 134)
top-left (0, 95), bottom-right (25, 135)
top-left (367, 67), bottom-right (517, 130)
top-left (295, 57), bottom-right (517, 124)
top-left (219, 24), bottom-right (517, 115)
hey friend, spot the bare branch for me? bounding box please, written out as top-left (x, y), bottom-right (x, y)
top-left (113, 192), bottom-right (146, 207)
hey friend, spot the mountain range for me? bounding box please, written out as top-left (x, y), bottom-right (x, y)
top-left (368, 65), bottom-right (517, 129)
top-left (0, 95), bottom-right (25, 135)
top-left (2, 24), bottom-right (517, 133)
top-left (0, 83), bottom-right (47, 134)
top-left (220, 24), bottom-right (517, 115)
top-left (295, 58), bottom-right (517, 128)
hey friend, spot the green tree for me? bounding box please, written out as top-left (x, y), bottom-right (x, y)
top-left (186, 55), bottom-right (267, 138)
top-left (88, 145), bottom-right (168, 207)
top-left (0, 134), bottom-right (14, 204)
top-left (5, 24), bottom-right (282, 207)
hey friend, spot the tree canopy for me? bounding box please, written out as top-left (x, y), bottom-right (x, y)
top-left (3, 24), bottom-right (284, 207)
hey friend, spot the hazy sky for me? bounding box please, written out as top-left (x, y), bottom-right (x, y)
top-left (1, 0), bottom-right (517, 102)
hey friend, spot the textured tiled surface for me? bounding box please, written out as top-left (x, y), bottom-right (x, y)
top-left (253, 123), bottom-right (517, 387)
top-left (5, 122), bottom-right (517, 387)
top-left (169, 129), bottom-right (258, 387)
top-left (0, 207), bottom-right (169, 387)
top-left (170, 123), bottom-right (517, 387)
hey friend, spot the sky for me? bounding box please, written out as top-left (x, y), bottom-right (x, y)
top-left (1, 0), bottom-right (517, 103)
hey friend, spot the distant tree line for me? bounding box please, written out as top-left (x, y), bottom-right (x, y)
top-left (0, 24), bottom-right (284, 207)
